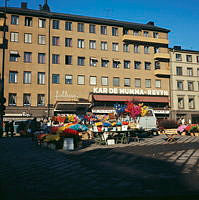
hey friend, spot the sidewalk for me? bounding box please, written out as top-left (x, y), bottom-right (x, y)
top-left (0, 135), bottom-right (199, 200)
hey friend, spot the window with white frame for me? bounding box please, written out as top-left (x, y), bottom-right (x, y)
top-left (11, 15), bottom-right (19, 25)
top-left (176, 66), bottom-right (183, 75)
top-left (37, 94), bottom-right (45, 106)
top-left (52, 36), bottom-right (60, 46)
top-left (153, 32), bottom-right (159, 38)
top-left (10, 32), bottom-right (19, 42)
top-left (113, 60), bottom-right (120, 68)
top-left (155, 80), bottom-right (161, 88)
top-left (90, 76), bottom-right (97, 85)
top-left (52, 74), bottom-right (60, 84)
top-left (124, 60), bottom-right (130, 69)
top-left (188, 97), bottom-right (195, 109)
top-left (38, 53), bottom-right (46, 64)
top-left (77, 57), bottom-right (85, 66)
top-left (134, 44), bottom-right (139, 53)
top-left (89, 40), bottom-right (96, 49)
top-left (77, 23), bottom-right (84, 32)
top-left (8, 93), bottom-right (16, 106)
top-left (78, 39), bottom-right (84, 48)
top-left (123, 43), bottom-right (129, 52)
top-left (178, 97), bottom-right (184, 109)
top-left (176, 53), bottom-right (182, 61)
top-left (101, 59), bottom-right (109, 67)
top-left (112, 27), bottom-right (118, 36)
top-left (9, 71), bottom-right (18, 83)
top-left (145, 62), bottom-right (151, 70)
top-left (155, 61), bottom-right (160, 69)
top-left (112, 43), bottom-right (119, 51)
top-left (187, 81), bottom-right (194, 91)
top-left (101, 41), bottom-right (108, 50)
top-left (144, 46), bottom-right (149, 54)
top-left (154, 47), bottom-right (159, 53)
top-left (133, 30), bottom-right (139, 36)
top-left (65, 38), bottom-right (72, 47)
top-left (65, 21), bottom-right (72, 31)
top-left (24, 52), bottom-right (32, 63)
top-left (9, 51), bottom-right (19, 62)
top-left (23, 93), bottom-right (31, 106)
top-left (101, 25), bottom-right (107, 35)
top-left (197, 56), bottom-right (199, 63)
top-left (25, 17), bottom-right (32, 26)
top-left (134, 61), bottom-right (141, 69)
top-left (90, 58), bottom-right (98, 67)
top-left (89, 24), bottom-right (96, 33)
top-left (135, 78), bottom-right (141, 88)
top-left (52, 20), bottom-right (59, 29)
top-left (52, 54), bottom-right (60, 64)
top-left (101, 77), bottom-right (108, 86)
top-left (65, 75), bottom-right (72, 84)
top-left (39, 18), bottom-right (46, 28)
top-left (187, 67), bottom-right (193, 76)
top-left (113, 77), bottom-right (120, 86)
top-left (186, 55), bottom-right (192, 62)
top-left (124, 78), bottom-right (130, 87)
top-left (77, 75), bottom-right (85, 85)
top-left (38, 72), bottom-right (45, 84)
top-left (143, 31), bottom-right (149, 37)
top-left (38, 35), bottom-right (45, 45)
top-left (145, 79), bottom-right (151, 88)
top-left (177, 80), bottom-right (183, 90)
top-left (24, 33), bottom-right (32, 43)
top-left (65, 55), bottom-right (72, 65)
top-left (23, 71), bottom-right (31, 84)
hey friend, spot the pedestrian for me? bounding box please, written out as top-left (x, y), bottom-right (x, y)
top-left (9, 120), bottom-right (14, 137)
top-left (5, 121), bottom-right (10, 137)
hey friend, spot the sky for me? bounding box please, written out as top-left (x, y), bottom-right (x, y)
top-left (1, 0), bottom-right (199, 51)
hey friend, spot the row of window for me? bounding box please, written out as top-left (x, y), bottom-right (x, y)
top-left (176, 66), bottom-right (199, 76)
top-left (178, 97), bottom-right (196, 109)
top-left (175, 53), bottom-right (199, 63)
top-left (11, 15), bottom-right (159, 38)
top-left (9, 71), bottom-right (162, 88)
top-left (8, 93), bottom-right (45, 106)
top-left (176, 80), bottom-right (199, 91)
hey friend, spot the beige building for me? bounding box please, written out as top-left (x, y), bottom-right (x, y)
top-left (170, 46), bottom-right (199, 123)
top-left (0, 2), bottom-right (170, 120)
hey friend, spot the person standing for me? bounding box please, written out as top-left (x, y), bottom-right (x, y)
top-left (9, 121), bottom-right (14, 137)
top-left (5, 121), bottom-right (10, 137)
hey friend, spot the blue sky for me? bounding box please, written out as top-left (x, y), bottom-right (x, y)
top-left (1, 0), bottom-right (199, 50)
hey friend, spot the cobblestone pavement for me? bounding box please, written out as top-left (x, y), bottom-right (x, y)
top-left (1, 135), bottom-right (199, 200)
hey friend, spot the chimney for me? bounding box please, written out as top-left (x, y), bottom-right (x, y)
top-left (147, 21), bottom-right (154, 26)
top-left (21, 2), bottom-right (27, 9)
top-left (173, 46), bottom-right (181, 50)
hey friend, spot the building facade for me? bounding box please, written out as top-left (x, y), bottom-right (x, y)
top-left (170, 46), bottom-right (199, 123)
top-left (0, 2), bottom-right (170, 120)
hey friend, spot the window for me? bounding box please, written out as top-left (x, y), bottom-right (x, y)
top-left (9, 71), bottom-right (18, 83)
top-left (101, 26), bottom-right (107, 35)
top-left (65, 38), bottom-right (72, 47)
top-left (37, 94), bottom-right (45, 106)
top-left (24, 52), bottom-right (32, 63)
top-left (145, 79), bottom-right (151, 88)
top-left (113, 77), bottom-right (120, 86)
top-left (187, 81), bottom-right (194, 91)
top-left (101, 41), bottom-right (108, 50)
top-left (9, 51), bottom-right (19, 62)
top-left (65, 21), bottom-right (72, 31)
top-left (144, 46), bottom-right (149, 54)
top-left (144, 31), bottom-right (149, 37)
top-left (176, 67), bottom-right (182, 75)
top-left (155, 61), bottom-right (160, 70)
top-left (65, 55), bottom-right (72, 65)
top-left (11, 15), bottom-right (19, 25)
top-left (154, 47), bottom-right (159, 53)
top-left (89, 40), bottom-right (96, 49)
top-left (25, 17), bottom-right (32, 26)
top-left (52, 54), bottom-right (60, 64)
top-left (124, 60), bottom-right (130, 69)
top-left (177, 80), bottom-right (183, 90)
top-left (123, 29), bottom-right (128, 35)
top-left (112, 43), bottom-right (119, 51)
top-left (39, 18), bottom-right (46, 28)
top-left (197, 68), bottom-right (199, 76)
top-left (77, 75), bottom-right (85, 85)
top-left (135, 78), bottom-right (141, 88)
top-left (77, 23), bottom-right (84, 32)
top-left (112, 27), bottom-right (118, 36)
top-left (187, 68), bottom-right (193, 76)
top-left (101, 59), bottom-right (109, 67)
top-left (133, 30), bottom-right (139, 36)
top-left (134, 61), bottom-right (141, 69)
top-left (38, 72), bottom-right (45, 84)
top-left (8, 93), bottom-right (16, 106)
top-left (90, 76), bottom-right (97, 85)
top-left (38, 35), bottom-right (46, 45)
top-left (38, 53), bottom-right (46, 64)
top-left (123, 44), bottom-right (129, 52)
top-left (124, 78), bottom-right (130, 87)
top-left (10, 32), bottom-right (19, 42)
top-left (90, 58), bottom-right (98, 67)
top-left (23, 71), bottom-right (31, 84)
top-left (188, 98), bottom-right (195, 109)
top-left (155, 80), bottom-right (161, 88)
top-left (196, 56), bottom-right (199, 63)
top-left (145, 62), bottom-right (151, 70)
top-left (134, 44), bottom-right (139, 53)
top-left (101, 77), bottom-right (108, 86)
top-left (89, 24), bottom-right (96, 33)
top-left (65, 75), bottom-right (72, 84)
top-left (52, 36), bottom-right (60, 46)
top-left (113, 60), bottom-right (120, 68)
top-left (77, 57), bottom-right (85, 66)
top-left (178, 97), bottom-right (184, 109)
top-left (176, 54), bottom-right (182, 61)
top-left (77, 39), bottom-right (84, 48)
top-left (52, 74), bottom-right (60, 84)
top-left (52, 20), bottom-right (59, 29)
top-left (24, 33), bottom-right (32, 43)
top-left (153, 32), bottom-right (158, 38)
top-left (23, 94), bottom-right (31, 106)
top-left (186, 55), bottom-right (192, 62)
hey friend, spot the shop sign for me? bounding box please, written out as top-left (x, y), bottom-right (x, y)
top-left (93, 87), bottom-right (169, 96)
top-left (154, 110), bottom-right (170, 114)
top-left (55, 90), bottom-right (78, 100)
top-left (92, 109), bottom-right (116, 114)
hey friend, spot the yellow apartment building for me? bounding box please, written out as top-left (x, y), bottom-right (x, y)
top-left (0, 2), bottom-right (170, 120)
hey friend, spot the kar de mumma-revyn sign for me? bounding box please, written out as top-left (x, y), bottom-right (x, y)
top-left (93, 87), bottom-right (169, 96)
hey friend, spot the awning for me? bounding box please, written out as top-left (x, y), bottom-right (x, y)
top-left (93, 95), bottom-right (169, 103)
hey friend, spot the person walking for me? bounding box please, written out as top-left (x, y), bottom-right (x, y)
top-left (5, 121), bottom-right (10, 137)
top-left (9, 121), bottom-right (14, 137)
